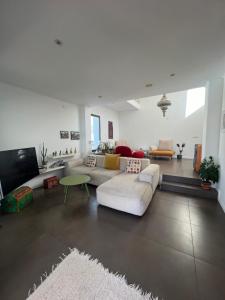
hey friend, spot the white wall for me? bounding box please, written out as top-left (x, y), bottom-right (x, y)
top-left (119, 90), bottom-right (204, 158)
top-left (0, 81), bottom-right (80, 164)
top-left (84, 105), bottom-right (119, 153)
top-left (218, 77), bottom-right (225, 212)
top-left (202, 79), bottom-right (224, 159)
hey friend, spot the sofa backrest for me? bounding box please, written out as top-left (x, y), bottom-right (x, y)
top-left (88, 155), bottom-right (150, 171)
top-left (158, 139), bottom-right (173, 150)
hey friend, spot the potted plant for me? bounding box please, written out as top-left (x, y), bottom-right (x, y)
top-left (176, 143), bottom-right (185, 160)
top-left (199, 156), bottom-right (219, 190)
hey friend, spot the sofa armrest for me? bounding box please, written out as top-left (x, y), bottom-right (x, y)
top-left (65, 158), bottom-right (84, 169)
top-left (139, 164), bottom-right (160, 191)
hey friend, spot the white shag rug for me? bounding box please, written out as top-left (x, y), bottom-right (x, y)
top-left (27, 248), bottom-right (158, 300)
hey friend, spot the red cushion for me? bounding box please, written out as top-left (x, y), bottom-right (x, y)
top-left (115, 146), bottom-right (132, 157)
top-left (132, 150), bottom-right (145, 158)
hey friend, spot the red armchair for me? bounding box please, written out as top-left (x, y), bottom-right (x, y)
top-left (115, 146), bottom-right (145, 158)
top-left (115, 146), bottom-right (133, 157)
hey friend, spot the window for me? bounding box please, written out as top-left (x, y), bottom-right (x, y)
top-left (185, 87), bottom-right (205, 117)
top-left (91, 114), bottom-right (101, 151)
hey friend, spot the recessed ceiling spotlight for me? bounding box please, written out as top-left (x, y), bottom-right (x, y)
top-left (54, 39), bottom-right (63, 46)
top-left (170, 73), bottom-right (176, 77)
top-left (98, 95), bottom-right (102, 98)
top-left (145, 83), bottom-right (153, 87)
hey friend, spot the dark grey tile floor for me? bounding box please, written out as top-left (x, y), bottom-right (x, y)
top-left (0, 185), bottom-right (225, 300)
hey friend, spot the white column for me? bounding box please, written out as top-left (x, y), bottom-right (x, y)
top-left (202, 78), bottom-right (224, 160)
top-left (218, 77), bottom-right (225, 211)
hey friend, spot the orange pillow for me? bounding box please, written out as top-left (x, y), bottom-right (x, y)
top-left (104, 154), bottom-right (120, 170)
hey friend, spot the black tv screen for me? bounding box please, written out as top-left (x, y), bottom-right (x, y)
top-left (0, 147), bottom-right (39, 197)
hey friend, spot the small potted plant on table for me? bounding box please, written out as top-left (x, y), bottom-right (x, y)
top-left (199, 156), bottom-right (219, 190)
top-left (176, 143), bottom-right (185, 160)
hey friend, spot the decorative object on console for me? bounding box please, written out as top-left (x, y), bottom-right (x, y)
top-left (176, 143), bottom-right (185, 160)
top-left (86, 155), bottom-right (97, 167)
top-left (104, 154), bottom-right (120, 170)
top-left (71, 131), bottom-right (80, 140)
top-left (49, 160), bottom-right (65, 168)
top-left (199, 156), bottom-right (219, 190)
top-left (43, 176), bottom-right (59, 189)
top-left (74, 147), bottom-right (77, 154)
top-left (60, 131), bottom-right (69, 139)
top-left (157, 94), bottom-right (171, 117)
top-left (99, 142), bottom-right (111, 154)
top-left (41, 142), bottom-right (48, 166)
top-left (108, 121), bottom-right (113, 139)
top-left (126, 159), bottom-right (141, 174)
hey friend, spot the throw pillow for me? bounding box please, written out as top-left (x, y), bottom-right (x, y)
top-left (104, 154), bottom-right (120, 170)
top-left (126, 159), bottom-right (141, 174)
top-left (86, 155), bottom-right (96, 167)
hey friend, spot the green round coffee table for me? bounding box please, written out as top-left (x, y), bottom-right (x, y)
top-left (59, 175), bottom-right (91, 203)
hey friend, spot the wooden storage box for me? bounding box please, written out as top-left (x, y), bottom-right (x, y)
top-left (43, 176), bottom-right (59, 189)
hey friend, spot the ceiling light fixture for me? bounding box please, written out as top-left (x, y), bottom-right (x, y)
top-left (170, 73), bottom-right (176, 77)
top-left (54, 39), bottom-right (63, 46)
top-left (98, 96), bottom-right (102, 98)
top-left (145, 83), bottom-right (153, 87)
top-left (157, 94), bottom-right (171, 117)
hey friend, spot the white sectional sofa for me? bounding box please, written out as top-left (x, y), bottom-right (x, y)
top-left (66, 155), bottom-right (160, 216)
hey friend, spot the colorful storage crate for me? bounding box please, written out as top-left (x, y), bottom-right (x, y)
top-left (1, 186), bottom-right (33, 213)
top-left (43, 176), bottom-right (59, 189)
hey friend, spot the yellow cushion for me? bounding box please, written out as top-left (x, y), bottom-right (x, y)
top-left (104, 154), bottom-right (120, 170)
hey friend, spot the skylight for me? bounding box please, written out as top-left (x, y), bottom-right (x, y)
top-left (185, 87), bottom-right (205, 117)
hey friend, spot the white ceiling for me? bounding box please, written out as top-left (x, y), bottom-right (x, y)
top-left (0, 0), bottom-right (225, 106)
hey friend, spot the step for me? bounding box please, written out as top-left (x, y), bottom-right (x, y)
top-left (162, 174), bottom-right (202, 186)
top-left (160, 181), bottom-right (218, 200)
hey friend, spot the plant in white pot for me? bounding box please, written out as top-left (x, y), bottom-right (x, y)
top-left (199, 156), bottom-right (219, 190)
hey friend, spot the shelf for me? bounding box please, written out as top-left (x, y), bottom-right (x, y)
top-left (39, 166), bottom-right (65, 174)
top-left (49, 154), bottom-right (74, 160)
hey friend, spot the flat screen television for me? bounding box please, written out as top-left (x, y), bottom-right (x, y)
top-left (0, 147), bottom-right (39, 197)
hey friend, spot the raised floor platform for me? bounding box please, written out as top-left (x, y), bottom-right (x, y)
top-left (153, 158), bottom-right (218, 200)
top-left (153, 158), bottom-right (199, 178)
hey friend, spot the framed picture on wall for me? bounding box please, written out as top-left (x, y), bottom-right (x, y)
top-left (60, 131), bottom-right (69, 139)
top-left (71, 131), bottom-right (80, 140)
top-left (108, 121), bottom-right (113, 139)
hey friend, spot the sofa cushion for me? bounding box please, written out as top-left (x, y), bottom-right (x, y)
top-left (138, 164), bottom-right (160, 192)
top-left (96, 155), bottom-right (105, 168)
top-left (104, 154), bottom-right (120, 170)
top-left (120, 157), bottom-right (150, 172)
top-left (86, 155), bottom-right (96, 167)
top-left (126, 159), bottom-right (141, 174)
top-left (97, 173), bottom-right (153, 216)
top-left (90, 168), bottom-right (121, 186)
top-left (150, 150), bottom-right (175, 157)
